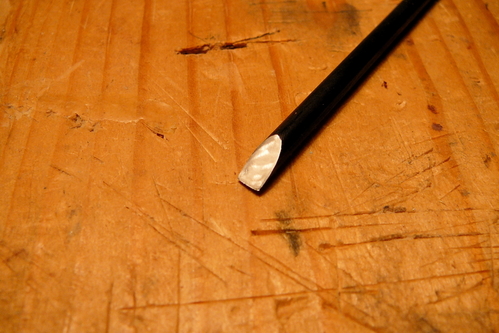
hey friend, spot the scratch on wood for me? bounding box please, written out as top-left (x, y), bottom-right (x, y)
top-left (138, 214), bottom-right (226, 286)
top-left (185, 126), bottom-right (217, 162)
top-left (176, 30), bottom-right (295, 55)
top-left (251, 227), bottom-right (332, 236)
top-left (141, 121), bottom-right (166, 140)
top-left (176, 250), bottom-right (181, 333)
top-left (153, 185), bottom-right (323, 291)
top-left (102, 181), bottom-right (225, 285)
top-left (402, 148), bottom-right (434, 164)
top-left (328, 231), bottom-right (486, 249)
top-left (50, 164), bottom-right (79, 180)
top-left (105, 282), bottom-right (114, 333)
top-left (229, 265), bottom-right (251, 276)
top-left (439, 184), bottom-right (461, 200)
top-left (159, 86), bottom-right (227, 150)
top-left (260, 214), bottom-right (334, 222)
top-left (118, 287), bottom-right (337, 311)
top-left (37, 60), bottom-right (85, 97)
top-left (429, 279), bottom-right (484, 305)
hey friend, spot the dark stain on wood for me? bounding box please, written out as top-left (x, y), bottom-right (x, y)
top-left (483, 154), bottom-right (492, 168)
top-left (382, 205), bottom-right (407, 213)
top-left (276, 210), bottom-right (302, 256)
top-left (177, 44), bottom-right (212, 54)
top-left (220, 42), bottom-right (247, 50)
top-left (335, 3), bottom-right (361, 36)
top-left (427, 104), bottom-right (438, 114)
top-left (318, 242), bottom-right (334, 251)
top-left (432, 123), bottom-right (443, 131)
top-left (68, 113), bottom-right (84, 129)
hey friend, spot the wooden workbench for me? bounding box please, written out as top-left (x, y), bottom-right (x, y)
top-left (1, 0), bottom-right (498, 331)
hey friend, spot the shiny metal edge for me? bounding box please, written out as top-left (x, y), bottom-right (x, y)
top-left (238, 134), bottom-right (282, 191)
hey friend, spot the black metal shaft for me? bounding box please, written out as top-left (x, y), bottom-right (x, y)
top-left (269, 0), bottom-right (436, 179)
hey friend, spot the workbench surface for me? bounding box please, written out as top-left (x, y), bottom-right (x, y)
top-left (1, 0), bottom-right (499, 332)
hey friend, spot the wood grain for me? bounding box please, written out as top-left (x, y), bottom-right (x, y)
top-left (1, 0), bottom-right (498, 332)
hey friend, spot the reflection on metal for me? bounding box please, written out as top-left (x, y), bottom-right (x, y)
top-left (238, 134), bottom-right (282, 191)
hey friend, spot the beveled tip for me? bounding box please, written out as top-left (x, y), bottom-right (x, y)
top-left (238, 134), bottom-right (282, 191)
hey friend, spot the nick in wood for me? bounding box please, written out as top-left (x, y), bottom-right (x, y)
top-left (238, 0), bottom-right (437, 191)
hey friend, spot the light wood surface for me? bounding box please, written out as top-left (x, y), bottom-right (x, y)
top-left (1, 0), bottom-right (499, 331)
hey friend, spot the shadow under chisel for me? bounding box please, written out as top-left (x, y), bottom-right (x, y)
top-left (238, 0), bottom-right (437, 192)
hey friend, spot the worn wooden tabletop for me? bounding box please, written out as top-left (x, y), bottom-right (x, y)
top-left (1, 0), bottom-right (499, 331)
